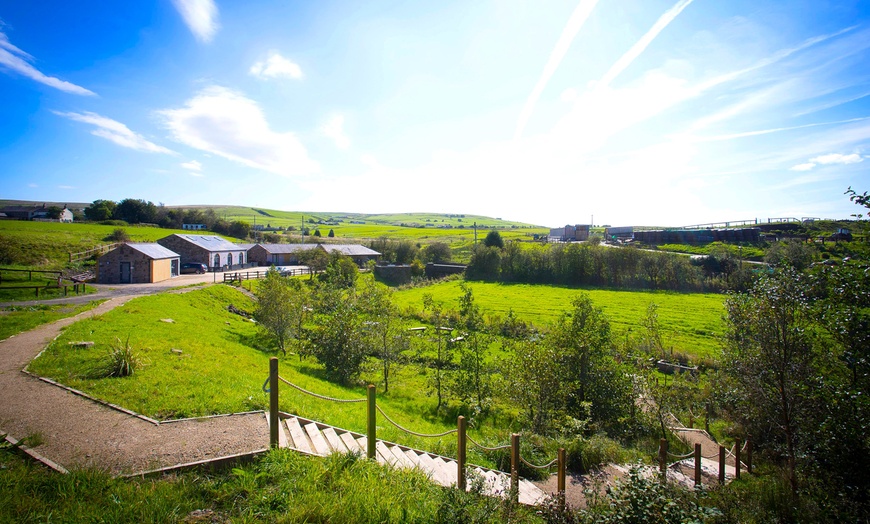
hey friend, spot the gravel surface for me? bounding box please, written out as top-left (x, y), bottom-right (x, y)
top-left (0, 290), bottom-right (269, 475)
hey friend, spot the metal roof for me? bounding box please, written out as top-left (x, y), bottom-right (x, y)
top-left (255, 243), bottom-right (321, 254)
top-left (126, 243), bottom-right (180, 259)
top-left (170, 234), bottom-right (243, 252)
top-left (320, 244), bottom-right (381, 256)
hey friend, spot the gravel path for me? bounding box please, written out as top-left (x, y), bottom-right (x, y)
top-left (0, 288), bottom-right (269, 476)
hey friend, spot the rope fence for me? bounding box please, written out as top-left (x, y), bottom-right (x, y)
top-left (277, 375), bottom-right (366, 403)
top-left (521, 456), bottom-right (559, 470)
top-left (467, 435), bottom-right (512, 452)
top-left (376, 405), bottom-right (457, 438)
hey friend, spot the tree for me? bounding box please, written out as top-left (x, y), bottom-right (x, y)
top-left (764, 239), bottom-right (817, 270)
top-left (723, 267), bottom-right (817, 491)
top-left (254, 268), bottom-right (307, 355)
top-left (297, 247), bottom-right (329, 280)
top-left (84, 199), bottom-right (116, 221)
top-left (228, 220), bottom-right (251, 240)
top-left (328, 229), bottom-right (335, 238)
top-left (114, 198), bottom-right (157, 224)
top-left (466, 244), bottom-right (501, 281)
top-left (322, 252), bottom-right (358, 288)
top-left (106, 228), bottom-right (130, 242)
top-left (505, 338), bottom-right (570, 434)
top-left (308, 285), bottom-right (369, 384)
top-left (314, 229), bottom-right (322, 237)
top-left (359, 279), bottom-right (406, 393)
top-left (422, 293), bottom-right (453, 410)
top-left (422, 242), bottom-right (451, 263)
top-left (46, 206), bottom-right (63, 219)
top-left (483, 230), bottom-right (504, 249)
top-left (453, 283), bottom-right (492, 413)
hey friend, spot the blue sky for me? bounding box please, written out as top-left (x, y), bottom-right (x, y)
top-left (1, 0), bottom-right (869, 227)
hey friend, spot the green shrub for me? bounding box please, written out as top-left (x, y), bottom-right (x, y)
top-left (102, 336), bottom-right (140, 377)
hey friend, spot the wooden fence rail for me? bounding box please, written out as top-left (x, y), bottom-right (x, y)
top-left (0, 267), bottom-right (63, 284)
top-left (69, 243), bottom-right (120, 263)
top-left (223, 268), bottom-right (310, 283)
top-left (0, 283), bottom-right (87, 298)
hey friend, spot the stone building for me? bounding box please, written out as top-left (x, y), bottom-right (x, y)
top-left (319, 244), bottom-right (381, 266)
top-left (97, 243), bottom-right (180, 284)
top-left (157, 234), bottom-right (249, 270)
top-left (247, 244), bottom-right (320, 266)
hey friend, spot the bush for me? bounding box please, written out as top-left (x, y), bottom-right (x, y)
top-left (101, 336), bottom-right (141, 377)
top-left (106, 228), bottom-right (130, 243)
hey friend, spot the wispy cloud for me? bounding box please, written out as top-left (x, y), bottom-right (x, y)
top-left (0, 31), bottom-right (95, 96)
top-left (159, 86), bottom-right (319, 177)
top-left (181, 160), bottom-right (205, 176)
top-left (27, 183), bottom-right (38, 188)
top-left (790, 152), bottom-right (863, 171)
top-left (54, 111), bottom-right (176, 154)
top-left (171, 0), bottom-right (219, 43)
top-left (249, 52), bottom-right (303, 80)
top-left (513, 0), bottom-right (600, 139)
top-left (597, 0), bottom-right (695, 89)
top-left (320, 114), bottom-right (350, 149)
top-left (694, 116), bottom-right (870, 142)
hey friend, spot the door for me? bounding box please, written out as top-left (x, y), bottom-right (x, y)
top-left (120, 262), bottom-right (131, 283)
top-left (170, 259), bottom-right (179, 277)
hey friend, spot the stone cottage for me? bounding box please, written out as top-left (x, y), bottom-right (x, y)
top-left (97, 243), bottom-right (180, 284)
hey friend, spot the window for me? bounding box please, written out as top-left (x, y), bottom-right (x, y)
top-left (228, 253), bottom-right (233, 266)
top-left (214, 253), bottom-right (220, 267)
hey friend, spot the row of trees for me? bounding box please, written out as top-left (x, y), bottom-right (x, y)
top-left (84, 199), bottom-right (252, 239)
top-left (466, 241), bottom-right (748, 291)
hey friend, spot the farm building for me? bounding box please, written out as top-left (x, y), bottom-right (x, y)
top-left (604, 226), bottom-right (633, 240)
top-left (247, 244), bottom-right (320, 266)
top-left (97, 243), bottom-right (180, 284)
top-left (634, 228), bottom-right (760, 244)
top-left (548, 224), bottom-right (591, 242)
top-left (320, 244), bottom-right (382, 266)
top-left (157, 234), bottom-right (250, 270)
top-left (182, 223), bottom-right (206, 230)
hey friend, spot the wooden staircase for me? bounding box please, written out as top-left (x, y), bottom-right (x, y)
top-left (267, 413), bottom-right (546, 505)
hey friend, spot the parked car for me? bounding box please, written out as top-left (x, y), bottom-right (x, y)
top-left (181, 262), bottom-right (207, 274)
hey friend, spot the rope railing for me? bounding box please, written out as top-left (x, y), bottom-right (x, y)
top-left (667, 450), bottom-right (695, 460)
top-left (375, 405), bottom-right (457, 438)
top-left (520, 456), bottom-right (558, 470)
top-left (277, 375), bottom-right (367, 403)
top-left (467, 435), bottom-right (511, 452)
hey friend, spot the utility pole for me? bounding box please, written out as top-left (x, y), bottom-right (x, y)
top-left (474, 222), bottom-right (477, 244)
top-left (301, 215), bottom-right (304, 244)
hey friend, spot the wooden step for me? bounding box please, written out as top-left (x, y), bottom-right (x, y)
top-left (321, 427), bottom-right (347, 454)
top-left (304, 422), bottom-right (331, 456)
top-left (285, 417), bottom-right (313, 454)
top-left (340, 431), bottom-right (363, 454)
top-left (264, 413), bottom-right (288, 448)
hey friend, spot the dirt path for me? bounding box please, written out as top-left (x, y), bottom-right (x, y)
top-left (0, 289), bottom-right (269, 475)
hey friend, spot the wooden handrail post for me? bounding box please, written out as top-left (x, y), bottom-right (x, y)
top-left (510, 433), bottom-right (520, 503)
top-left (694, 443), bottom-right (701, 487)
top-left (718, 445), bottom-right (726, 485)
top-left (735, 438), bottom-right (742, 480)
top-left (658, 438), bottom-right (668, 478)
top-left (367, 384), bottom-right (376, 460)
top-left (557, 447), bottom-right (566, 511)
top-left (746, 438), bottom-right (753, 474)
top-left (269, 357), bottom-right (279, 448)
top-left (457, 416), bottom-right (467, 491)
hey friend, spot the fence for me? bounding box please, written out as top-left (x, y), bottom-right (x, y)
top-left (69, 243), bottom-right (120, 263)
top-left (223, 267), bottom-right (311, 283)
top-left (264, 358), bottom-right (568, 507)
top-left (0, 267), bottom-right (63, 283)
top-left (659, 436), bottom-right (752, 486)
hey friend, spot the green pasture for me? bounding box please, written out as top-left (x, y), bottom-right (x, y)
top-left (393, 281), bottom-right (726, 358)
top-left (27, 285), bottom-right (512, 461)
top-left (0, 300), bottom-right (105, 341)
top-left (0, 268), bottom-right (96, 301)
top-left (656, 242), bottom-right (766, 261)
top-left (0, 221), bottom-right (228, 268)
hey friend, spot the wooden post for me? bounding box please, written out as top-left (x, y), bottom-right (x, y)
top-left (510, 433), bottom-right (520, 503)
top-left (557, 448), bottom-right (566, 511)
top-left (746, 439), bottom-right (753, 474)
top-left (367, 384), bottom-right (376, 460)
top-left (457, 416), bottom-right (467, 491)
top-left (269, 357), bottom-right (279, 448)
top-left (719, 445), bottom-right (726, 484)
top-left (735, 438), bottom-right (742, 480)
top-left (35, 287), bottom-right (39, 298)
top-left (658, 438), bottom-right (668, 477)
top-left (694, 443), bottom-right (702, 487)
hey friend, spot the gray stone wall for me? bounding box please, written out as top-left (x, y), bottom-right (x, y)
top-left (97, 246), bottom-right (152, 284)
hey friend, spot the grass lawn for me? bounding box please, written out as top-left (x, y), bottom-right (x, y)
top-left (0, 268), bottom-right (96, 301)
top-left (393, 281), bottom-right (727, 359)
top-left (26, 285), bottom-right (511, 460)
top-left (0, 300), bottom-right (105, 341)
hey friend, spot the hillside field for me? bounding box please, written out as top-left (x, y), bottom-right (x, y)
top-left (393, 281), bottom-right (726, 358)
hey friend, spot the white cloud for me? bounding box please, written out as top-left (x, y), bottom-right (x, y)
top-left (0, 31), bottom-right (95, 96)
top-left (171, 0), bottom-right (219, 43)
top-left (790, 162), bottom-right (816, 171)
top-left (27, 183), bottom-right (38, 188)
top-left (320, 114), bottom-right (350, 149)
top-left (810, 153), bottom-right (863, 165)
top-left (158, 86), bottom-right (319, 177)
top-left (54, 111), bottom-right (176, 154)
top-left (181, 160), bottom-right (205, 176)
top-left (249, 52), bottom-right (303, 80)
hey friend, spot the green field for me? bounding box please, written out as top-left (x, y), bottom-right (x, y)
top-left (393, 281), bottom-right (726, 358)
top-left (0, 221), bottom-right (234, 268)
top-left (0, 300), bottom-right (105, 341)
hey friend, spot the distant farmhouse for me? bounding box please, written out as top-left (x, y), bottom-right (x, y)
top-left (320, 244), bottom-right (381, 266)
top-left (157, 234), bottom-right (250, 270)
top-left (97, 243), bottom-right (180, 284)
top-left (548, 224), bottom-right (591, 242)
top-left (182, 223), bottom-right (206, 230)
top-left (0, 204), bottom-right (73, 222)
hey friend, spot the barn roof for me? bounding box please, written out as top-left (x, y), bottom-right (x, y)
top-left (168, 234), bottom-right (242, 252)
top-left (255, 243), bottom-right (320, 254)
top-left (320, 244), bottom-right (381, 256)
top-left (126, 243), bottom-right (179, 260)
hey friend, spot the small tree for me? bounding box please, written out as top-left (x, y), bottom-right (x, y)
top-left (423, 242), bottom-right (451, 263)
top-left (423, 293), bottom-right (453, 410)
top-left (506, 338), bottom-right (570, 434)
top-left (328, 229), bottom-right (335, 238)
top-left (453, 283), bottom-right (491, 413)
top-left (314, 229), bottom-right (322, 237)
top-left (359, 279), bottom-right (406, 393)
top-left (309, 285), bottom-right (369, 384)
top-left (254, 268), bottom-right (307, 355)
top-left (297, 247), bottom-right (329, 280)
top-left (322, 253), bottom-right (358, 288)
top-left (107, 228), bottom-right (130, 242)
top-left (483, 230), bottom-right (504, 249)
